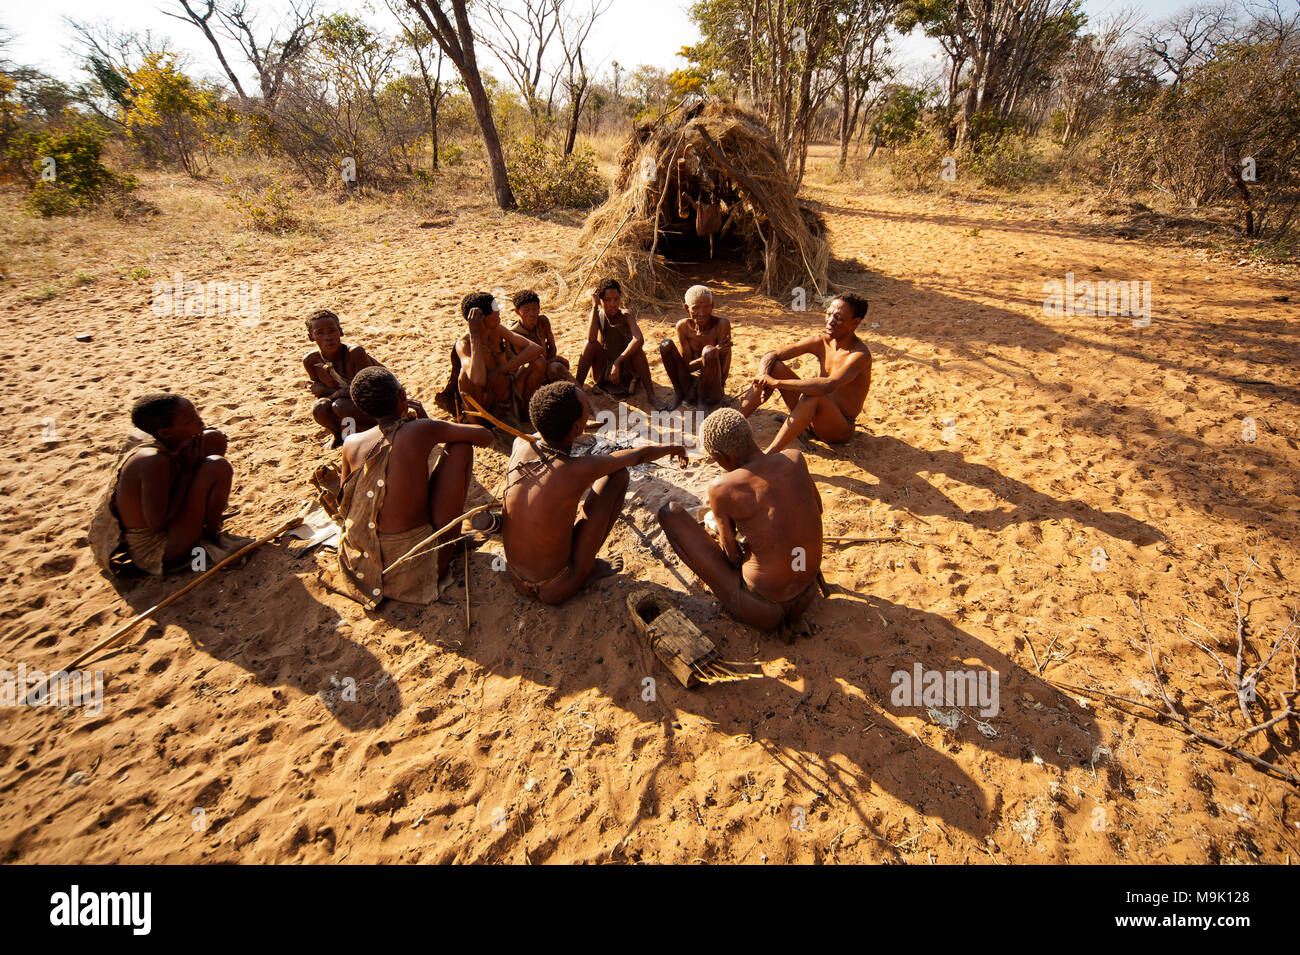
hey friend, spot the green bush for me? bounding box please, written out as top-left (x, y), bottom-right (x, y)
top-left (506, 139), bottom-right (606, 212)
top-left (6, 126), bottom-right (137, 217)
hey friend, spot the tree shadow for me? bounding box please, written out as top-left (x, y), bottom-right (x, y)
top-left (807, 435), bottom-right (1163, 545)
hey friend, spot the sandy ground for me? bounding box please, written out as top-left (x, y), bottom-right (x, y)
top-left (1, 152), bottom-right (1298, 864)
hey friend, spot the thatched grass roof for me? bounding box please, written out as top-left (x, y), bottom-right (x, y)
top-left (510, 99), bottom-right (830, 310)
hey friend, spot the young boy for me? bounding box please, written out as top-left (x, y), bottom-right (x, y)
top-left (658, 284), bottom-right (732, 409)
top-left (303, 309), bottom-right (379, 450)
top-left (337, 367), bottom-right (492, 608)
top-left (502, 381), bottom-right (686, 605)
top-left (89, 394), bottom-right (247, 576)
top-left (656, 409), bottom-right (822, 630)
top-left (510, 289), bottom-right (573, 402)
top-left (739, 293), bottom-right (872, 453)
top-left (304, 309), bottom-right (428, 450)
top-left (573, 278), bottom-right (660, 406)
top-left (435, 291), bottom-right (544, 422)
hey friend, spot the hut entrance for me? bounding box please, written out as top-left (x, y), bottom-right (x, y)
top-left (510, 100), bottom-right (830, 311)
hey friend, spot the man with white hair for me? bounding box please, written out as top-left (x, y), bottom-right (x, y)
top-left (656, 408), bottom-right (822, 631)
top-left (658, 284), bottom-right (732, 410)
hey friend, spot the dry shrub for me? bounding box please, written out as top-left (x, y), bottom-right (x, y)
top-left (889, 132), bottom-right (950, 191)
top-left (225, 174), bottom-right (298, 233)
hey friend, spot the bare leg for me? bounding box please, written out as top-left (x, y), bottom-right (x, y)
top-left (163, 456), bottom-right (233, 565)
top-left (739, 352), bottom-right (799, 416)
top-left (658, 339), bottom-right (692, 409)
top-left (766, 395), bottom-right (853, 454)
top-left (698, 345), bottom-right (724, 406)
top-left (537, 468), bottom-right (629, 604)
top-left (428, 441), bottom-right (474, 576)
top-left (312, 398), bottom-right (342, 446)
top-left (519, 360), bottom-right (548, 409)
top-left (656, 502), bottom-right (785, 629)
top-left (628, 348), bottom-right (658, 406)
top-left (575, 339), bottom-right (605, 390)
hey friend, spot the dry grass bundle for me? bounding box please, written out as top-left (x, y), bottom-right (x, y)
top-left (509, 100), bottom-right (829, 311)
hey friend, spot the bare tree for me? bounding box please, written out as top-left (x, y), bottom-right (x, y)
top-left (477, 0), bottom-right (564, 132)
top-left (166, 0), bottom-right (317, 109)
top-left (404, 0), bottom-right (516, 209)
top-left (830, 0), bottom-right (898, 168)
top-left (1139, 1), bottom-right (1237, 88)
top-left (556, 0), bottom-right (611, 155)
top-left (388, 0), bottom-right (450, 170)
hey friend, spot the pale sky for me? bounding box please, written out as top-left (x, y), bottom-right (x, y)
top-left (2, 0), bottom-right (1203, 89)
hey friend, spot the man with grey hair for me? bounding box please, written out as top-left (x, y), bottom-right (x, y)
top-left (658, 284), bottom-right (732, 410)
top-left (656, 408), bottom-right (823, 631)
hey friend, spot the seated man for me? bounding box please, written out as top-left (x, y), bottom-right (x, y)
top-left (436, 291), bottom-right (543, 422)
top-left (303, 308), bottom-right (427, 450)
top-left (503, 381), bottom-right (686, 605)
top-left (658, 284), bottom-right (732, 410)
top-left (338, 367), bottom-right (492, 608)
top-left (89, 394), bottom-right (245, 576)
top-left (738, 293), bottom-right (871, 453)
top-left (509, 289), bottom-right (574, 402)
top-left (573, 278), bottom-right (659, 406)
top-left (657, 409), bottom-right (822, 630)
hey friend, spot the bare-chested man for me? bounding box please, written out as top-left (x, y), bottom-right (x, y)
top-left (503, 381), bottom-right (686, 605)
top-left (509, 289), bottom-right (573, 402)
top-left (89, 393), bottom-right (247, 576)
top-left (658, 284), bottom-right (732, 410)
top-left (436, 291), bottom-right (544, 422)
top-left (739, 293), bottom-right (871, 453)
top-left (573, 278), bottom-right (659, 406)
top-left (337, 367), bottom-right (492, 606)
top-left (657, 409), bottom-right (822, 630)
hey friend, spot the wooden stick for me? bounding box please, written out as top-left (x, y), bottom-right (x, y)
top-left (382, 502), bottom-right (497, 576)
top-left (823, 535), bottom-right (922, 546)
top-left (464, 547), bottom-right (472, 630)
top-left (462, 393), bottom-right (537, 444)
top-left (49, 501), bottom-right (312, 677)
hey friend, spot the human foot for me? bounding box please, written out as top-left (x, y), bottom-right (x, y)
top-left (586, 555), bottom-right (624, 584)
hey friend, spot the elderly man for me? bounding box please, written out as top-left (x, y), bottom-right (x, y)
top-left (657, 284), bottom-right (732, 410)
top-left (656, 409), bottom-right (822, 630)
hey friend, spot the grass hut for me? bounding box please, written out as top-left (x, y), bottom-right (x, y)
top-left (512, 99), bottom-right (830, 310)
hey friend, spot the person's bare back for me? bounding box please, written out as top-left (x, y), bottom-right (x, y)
top-left (710, 448), bottom-right (822, 603)
top-left (503, 382), bottom-right (684, 604)
top-left (657, 408), bottom-right (823, 631)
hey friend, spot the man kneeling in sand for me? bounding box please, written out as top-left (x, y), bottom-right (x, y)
top-left (90, 394), bottom-right (248, 576)
top-left (338, 367), bottom-right (492, 608)
top-left (503, 381), bottom-right (686, 604)
top-left (739, 293), bottom-right (871, 453)
top-left (656, 409), bottom-right (822, 630)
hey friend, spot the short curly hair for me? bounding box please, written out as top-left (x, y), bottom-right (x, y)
top-left (460, 291), bottom-right (496, 319)
top-left (596, 277), bottom-right (622, 301)
top-left (131, 393), bottom-right (184, 437)
top-left (511, 289), bottom-right (540, 310)
top-left (350, 366), bottom-right (402, 419)
top-left (304, 308), bottom-right (340, 335)
top-left (834, 292), bottom-right (868, 320)
top-left (699, 408), bottom-right (753, 460)
top-left (529, 381), bottom-right (584, 445)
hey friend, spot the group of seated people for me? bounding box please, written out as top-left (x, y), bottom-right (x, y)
top-left (90, 279), bottom-right (873, 632)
